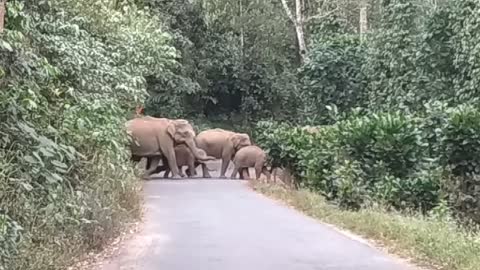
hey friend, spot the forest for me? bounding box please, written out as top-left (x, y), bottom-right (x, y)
top-left (1, 0), bottom-right (480, 269)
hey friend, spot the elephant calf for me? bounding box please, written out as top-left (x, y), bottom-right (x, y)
top-left (150, 144), bottom-right (214, 178)
top-left (230, 145), bottom-right (271, 181)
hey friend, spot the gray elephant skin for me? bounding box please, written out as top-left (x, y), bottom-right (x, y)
top-left (230, 145), bottom-right (271, 181)
top-left (149, 144), bottom-right (215, 178)
top-left (125, 116), bottom-right (213, 179)
top-left (195, 128), bottom-right (252, 178)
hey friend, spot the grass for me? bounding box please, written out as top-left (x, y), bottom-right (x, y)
top-left (3, 154), bottom-right (143, 270)
top-left (251, 181), bottom-right (480, 270)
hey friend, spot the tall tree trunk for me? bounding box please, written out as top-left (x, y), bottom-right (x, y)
top-left (0, 0), bottom-right (6, 33)
top-left (240, 0), bottom-right (244, 60)
top-left (280, 0), bottom-right (307, 64)
top-left (359, 1), bottom-right (368, 41)
top-left (294, 0), bottom-right (306, 60)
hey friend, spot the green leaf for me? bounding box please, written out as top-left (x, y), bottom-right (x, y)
top-left (0, 40), bottom-right (13, 52)
top-left (51, 160), bottom-right (68, 169)
top-left (24, 155), bottom-right (36, 164)
top-left (20, 182), bottom-right (33, 191)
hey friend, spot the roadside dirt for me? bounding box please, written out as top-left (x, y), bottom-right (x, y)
top-left (67, 215), bottom-right (143, 269)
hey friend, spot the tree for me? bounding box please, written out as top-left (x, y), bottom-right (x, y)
top-left (359, 0), bottom-right (368, 41)
top-left (0, 0), bottom-right (5, 33)
top-left (279, 0), bottom-right (340, 64)
top-left (280, 0), bottom-right (308, 63)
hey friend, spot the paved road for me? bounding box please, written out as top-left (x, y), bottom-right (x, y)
top-left (101, 165), bottom-right (416, 270)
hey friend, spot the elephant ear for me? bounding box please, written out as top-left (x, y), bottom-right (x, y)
top-left (230, 134), bottom-right (242, 149)
top-left (167, 122), bottom-right (176, 138)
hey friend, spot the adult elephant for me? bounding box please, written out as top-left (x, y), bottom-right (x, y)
top-left (125, 116), bottom-right (212, 179)
top-left (195, 128), bottom-right (252, 178)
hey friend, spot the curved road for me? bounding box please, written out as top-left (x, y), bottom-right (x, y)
top-left (101, 165), bottom-right (417, 270)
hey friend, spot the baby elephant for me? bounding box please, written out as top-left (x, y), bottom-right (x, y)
top-left (230, 145), bottom-right (271, 181)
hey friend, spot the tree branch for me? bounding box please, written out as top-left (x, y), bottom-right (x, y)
top-left (280, 0), bottom-right (296, 24)
top-left (305, 7), bottom-right (339, 23)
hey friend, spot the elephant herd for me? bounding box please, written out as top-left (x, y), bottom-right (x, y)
top-left (125, 116), bottom-right (272, 181)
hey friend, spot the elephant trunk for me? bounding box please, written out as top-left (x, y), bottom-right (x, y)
top-left (185, 140), bottom-right (215, 161)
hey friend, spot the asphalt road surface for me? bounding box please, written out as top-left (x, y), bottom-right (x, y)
top-left (101, 163), bottom-right (417, 270)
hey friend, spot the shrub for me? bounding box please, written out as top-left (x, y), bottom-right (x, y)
top-left (0, 0), bottom-right (176, 268)
top-left (324, 159), bottom-right (367, 209)
top-left (255, 112), bottom-right (441, 212)
top-left (335, 112), bottom-right (425, 179)
top-left (441, 105), bottom-right (480, 176)
top-left (439, 105), bottom-right (480, 223)
top-left (254, 121), bottom-right (314, 180)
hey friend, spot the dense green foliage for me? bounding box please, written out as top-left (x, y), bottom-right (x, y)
top-left (251, 0), bottom-right (480, 226)
top-left (4, 0), bottom-right (480, 268)
top-left (254, 104), bottom-right (480, 222)
top-left (138, 0), bottom-right (301, 121)
top-left (0, 0), bottom-right (180, 268)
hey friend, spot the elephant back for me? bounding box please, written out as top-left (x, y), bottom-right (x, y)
top-left (126, 117), bottom-right (169, 156)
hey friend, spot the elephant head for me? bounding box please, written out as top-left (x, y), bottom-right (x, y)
top-left (167, 119), bottom-right (214, 162)
top-left (230, 133), bottom-right (252, 151)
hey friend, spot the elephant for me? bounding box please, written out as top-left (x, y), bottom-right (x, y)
top-left (230, 145), bottom-right (271, 181)
top-left (147, 144), bottom-right (215, 178)
top-left (125, 116), bottom-right (214, 179)
top-left (195, 128), bottom-right (252, 178)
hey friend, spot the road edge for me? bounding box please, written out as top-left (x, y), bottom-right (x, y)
top-left (247, 181), bottom-right (431, 270)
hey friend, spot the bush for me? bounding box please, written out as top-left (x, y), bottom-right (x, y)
top-left (254, 111), bottom-right (441, 212)
top-left (0, 0), bottom-right (178, 268)
top-left (441, 105), bottom-right (480, 176)
top-left (439, 105), bottom-right (480, 223)
top-left (335, 112), bottom-right (425, 179)
top-left (254, 121), bottom-right (314, 180)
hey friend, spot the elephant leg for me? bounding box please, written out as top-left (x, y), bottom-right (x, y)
top-left (152, 164), bottom-right (167, 175)
top-left (199, 163), bottom-right (210, 178)
top-left (161, 144), bottom-right (181, 178)
top-left (143, 156), bottom-right (161, 179)
top-left (185, 167), bottom-right (192, 177)
top-left (254, 162), bottom-right (263, 180)
top-left (157, 156), bottom-right (170, 178)
top-left (220, 151), bottom-right (232, 178)
top-left (163, 169), bottom-right (170, 178)
top-left (178, 166), bottom-right (186, 177)
top-left (230, 164), bottom-right (240, 179)
top-left (145, 157), bottom-right (152, 170)
top-left (262, 166), bottom-right (272, 182)
top-left (240, 168), bottom-right (250, 180)
top-left (246, 168), bottom-right (251, 180)
top-left (190, 167), bottom-right (198, 177)
top-left (239, 168), bottom-right (246, 179)
top-left (201, 162), bottom-right (212, 178)
top-left (187, 160), bottom-right (196, 177)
